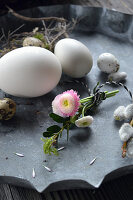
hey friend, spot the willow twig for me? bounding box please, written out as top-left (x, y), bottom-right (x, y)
top-left (9, 24), bottom-right (25, 37)
top-left (1, 28), bottom-right (6, 41)
top-left (0, 12), bottom-right (76, 56)
top-left (50, 29), bottom-right (67, 46)
top-left (6, 6), bottom-right (66, 22)
top-left (42, 20), bottom-right (51, 45)
top-left (122, 141), bottom-right (127, 158)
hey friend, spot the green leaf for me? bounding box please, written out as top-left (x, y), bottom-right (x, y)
top-left (42, 136), bottom-right (58, 156)
top-left (49, 113), bottom-right (65, 123)
top-left (47, 125), bottom-right (61, 133)
top-left (43, 132), bottom-right (54, 137)
top-left (34, 33), bottom-right (45, 42)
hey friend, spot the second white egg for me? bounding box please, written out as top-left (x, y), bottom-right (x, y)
top-left (54, 38), bottom-right (93, 78)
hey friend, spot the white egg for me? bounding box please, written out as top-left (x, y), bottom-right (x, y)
top-left (0, 46), bottom-right (62, 97)
top-left (97, 53), bottom-right (120, 73)
top-left (54, 38), bottom-right (93, 78)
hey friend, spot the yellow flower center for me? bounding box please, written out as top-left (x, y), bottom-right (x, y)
top-left (63, 100), bottom-right (69, 107)
top-left (115, 116), bottom-right (120, 120)
top-left (82, 122), bottom-right (88, 126)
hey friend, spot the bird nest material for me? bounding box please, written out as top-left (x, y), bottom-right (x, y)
top-left (0, 6), bottom-right (77, 57)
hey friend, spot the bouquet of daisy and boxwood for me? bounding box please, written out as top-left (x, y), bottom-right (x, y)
top-left (41, 82), bottom-right (119, 155)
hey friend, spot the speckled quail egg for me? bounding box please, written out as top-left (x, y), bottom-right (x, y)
top-left (0, 46), bottom-right (62, 97)
top-left (97, 53), bottom-right (120, 73)
top-left (23, 37), bottom-right (44, 47)
top-left (108, 72), bottom-right (127, 82)
top-left (0, 98), bottom-right (16, 120)
top-left (54, 38), bottom-right (93, 78)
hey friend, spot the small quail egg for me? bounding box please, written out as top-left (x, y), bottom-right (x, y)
top-left (97, 53), bottom-right (120, 73)
top-left (23, 37), bottom-right (44, 47)
top-left (0, 98), bottom-right (16, 120)
top-left (108, 72), bottom-right (127, 82)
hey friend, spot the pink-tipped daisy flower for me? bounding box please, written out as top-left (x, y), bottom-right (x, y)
top-left (52, 90), bottom-right (80, 117)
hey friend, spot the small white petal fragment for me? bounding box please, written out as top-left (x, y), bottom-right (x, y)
top-left (14, 153), bottom-right (24, 157)
top-left (75, 116), bottom-right (93, 128)
top-left (89, 157), bottom-right (97, 165)
top-left (114, 106), bottom-right (125, 121)
top-left (119, 123), bottom-right (133, 142)
top-left (125, 104), bottom-right (133, 120)
top-left (127, 138), bottom-right (133, 158)
top-left (32, 168), bottom-right (36, 178)
top-left (58, 147), bottom-right (65, 151)
top-left (43, 165), bottom-right (52, 172)
top-left (108, 72), bottom-right (127, 82)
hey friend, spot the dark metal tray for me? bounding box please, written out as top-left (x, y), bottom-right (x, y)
top-left (0, 5), bottom-right (133, 193)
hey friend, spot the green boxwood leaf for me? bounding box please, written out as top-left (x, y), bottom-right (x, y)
top-left (43, 132), bottom-right (54, 137)
top-left (47, 125), bottom-right (61, 133)
top-left (49, 113), bottom-right (65, 123)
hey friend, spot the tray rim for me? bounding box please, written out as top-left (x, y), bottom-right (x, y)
top-left (1, 4), bottom-right (133, 193)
